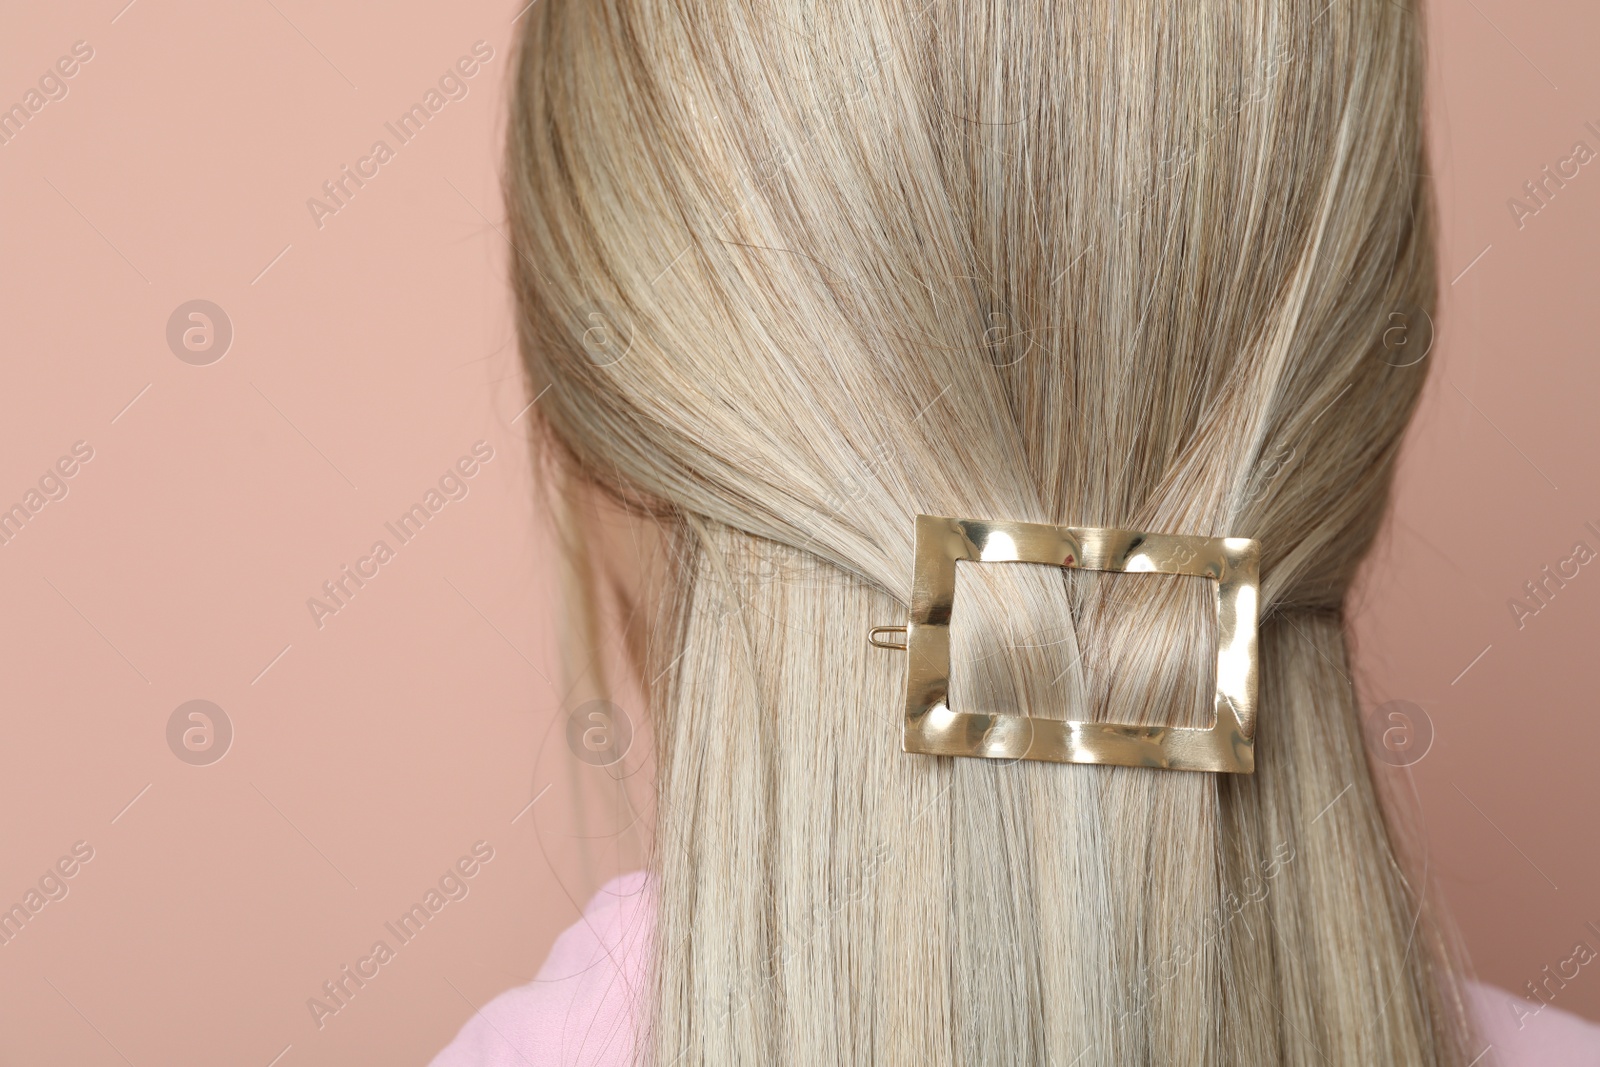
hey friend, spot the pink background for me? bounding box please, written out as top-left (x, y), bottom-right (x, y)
top-left (0, 1), bottom-right (1594, 1062)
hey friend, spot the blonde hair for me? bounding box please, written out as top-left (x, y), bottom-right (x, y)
top-left (505, 1), bottom-right (1478, 1063)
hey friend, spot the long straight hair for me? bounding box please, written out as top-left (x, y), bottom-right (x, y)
top-left (505, 1), bottom-right (1478, 1063)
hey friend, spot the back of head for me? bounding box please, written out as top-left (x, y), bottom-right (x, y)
top-left (506, 1), bottom-right (1473, 1063)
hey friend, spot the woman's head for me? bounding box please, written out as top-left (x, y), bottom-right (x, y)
top-left (508, 0), bottom-right (1430, 608)
top-left (506, 1), bottom-right (1468, 1063)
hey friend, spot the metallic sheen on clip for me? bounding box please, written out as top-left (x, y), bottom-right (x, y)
top-left (870, 516), bottom-right (1261, 774)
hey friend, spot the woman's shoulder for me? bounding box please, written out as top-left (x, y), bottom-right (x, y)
top-left (1467, 979), bottom-right (1600, 1066)
top-left (428, 871), bottom-right (653, 1067)
top-left (431, 870), bottom-right (1600, 1067)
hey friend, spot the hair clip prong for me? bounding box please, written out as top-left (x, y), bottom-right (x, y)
top-left (867, 625), bottom-right (908, 651)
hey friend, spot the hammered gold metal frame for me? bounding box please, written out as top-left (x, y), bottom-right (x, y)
top-left (892, 516), bottom-right (1261, 773)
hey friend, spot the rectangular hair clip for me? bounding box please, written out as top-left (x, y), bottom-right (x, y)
top-left (869, 516), bottom-right (1261, 773)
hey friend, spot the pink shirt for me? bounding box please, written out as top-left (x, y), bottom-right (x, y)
top-left (430, 871), bottom-right (1600, 1066)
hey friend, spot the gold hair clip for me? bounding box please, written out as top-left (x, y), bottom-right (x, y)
top-left (870, 516), bottom-right (1261, 773)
